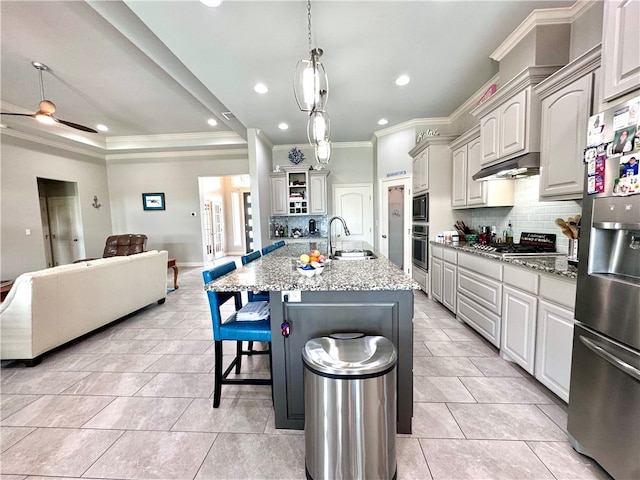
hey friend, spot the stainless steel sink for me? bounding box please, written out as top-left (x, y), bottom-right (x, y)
top-left (330, 249), bottom-right (377, 260)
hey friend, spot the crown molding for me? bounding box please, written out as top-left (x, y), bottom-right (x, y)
top-left (491, 1), bottom-right (598, 62)
top-left (409, 135), bottom-right (458, 157)
top-left (106, 147), bottom-right (249, 164)
top-left (1, 128), bottom-right (105, 161)
top-left (471, 65), bottom-right (563, 118)
top-left (272, 141), bottom-right (372, 152)
top-left (105, 131), bottom-right (245, 151)
top-left (373, 117), bottom-right (451, 140)
top-left (448, 125), bottom-right (481, 150)
top-left (449, 74), bottom-right (501, 125)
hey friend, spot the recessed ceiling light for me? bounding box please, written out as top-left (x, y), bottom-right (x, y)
top-left (254, 83), bottom-right (269, 94)
top-left (378, 118), bottom-right (389, 126)
top-left (96, 124), bottom-right (108, 132)
top-left (395, 75), bottom-right (410, 86)
top-left (278, 123), bottom-right (289, 130)
top-left (207, 118), bottom-right (218, 127)
top-left (200, 0), bottom-right (223, 7)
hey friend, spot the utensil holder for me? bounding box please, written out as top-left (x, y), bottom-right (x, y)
top-left (568, 238), bottom-right (579, 265)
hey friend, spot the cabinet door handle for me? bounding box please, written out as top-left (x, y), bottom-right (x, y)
top-left (382, 234), bottom-right (387, 238)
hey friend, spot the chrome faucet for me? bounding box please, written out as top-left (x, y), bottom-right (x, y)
top-left (328, 216), bottom-right (351, 256)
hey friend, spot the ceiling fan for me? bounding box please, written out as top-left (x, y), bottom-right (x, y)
top-left (1, 61), bottom-right (98, 133)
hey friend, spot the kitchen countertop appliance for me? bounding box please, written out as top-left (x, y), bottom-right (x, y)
top-left (567, 95), bottom-right (640, 480)
top-left (471, 232), bottom-right (563, 259)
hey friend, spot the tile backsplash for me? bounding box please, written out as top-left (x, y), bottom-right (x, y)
top-left (466, 176), bottom-right (582, 253)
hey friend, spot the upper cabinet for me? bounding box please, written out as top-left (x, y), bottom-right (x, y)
top-left (270, 167), bottom-right (329, 216)
top-left (601, 0), bottom-right (640, 102)
top-left (412, 149), bottom-right (429, 194)
top-left (471, 66), bottom-right (561, 167)
top-left (309, 170), bottom-right (329, 215)
top-left (450, 126), bottom-right (514, 209)
top-left (535, 45), bottom-right (601, 200)
top-left (270, 173), bottom-right (288, 216)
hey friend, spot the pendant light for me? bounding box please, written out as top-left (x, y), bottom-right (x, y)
top-left (307, 110), bottom-right (330, 146)
top-left (315, 141), bottom-right (331, 165)
top-left (293, 0), bottom-right (328, 113)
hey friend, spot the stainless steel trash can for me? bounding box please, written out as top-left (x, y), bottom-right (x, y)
top-left (303, 333), bottom-right (397, 480)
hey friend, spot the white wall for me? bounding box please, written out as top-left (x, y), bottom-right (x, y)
top-left (0, 135), bottom-right (113, 278)
top-left (248, 129), bottom-right (274, 250)
top-left (107, 151), bottom-right (249, 265)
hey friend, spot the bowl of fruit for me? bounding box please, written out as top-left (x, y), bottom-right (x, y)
top-left (297, 249), bottom-right (327, 276)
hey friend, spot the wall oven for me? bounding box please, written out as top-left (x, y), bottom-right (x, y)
top-left (412, 193), bottom-right (428, 222)
top-left (412, 223), bottom-right (428, 272)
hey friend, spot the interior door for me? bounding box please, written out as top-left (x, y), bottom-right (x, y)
top-left (47, 196), bottom-right (84, 265)
top-left (380, 177), bottom-right (412, 273)
top-left (332, 184), bottom-right (373, 247)
top-left (243, 191), bottom-right (254, 253)
top-left (203, 201), bottom-right (214, 262)
top-left (213, 200), bottom-right (224, 259)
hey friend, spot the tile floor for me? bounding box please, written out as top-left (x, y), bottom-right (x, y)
top-left (0, 263), bottom-right (612, 480)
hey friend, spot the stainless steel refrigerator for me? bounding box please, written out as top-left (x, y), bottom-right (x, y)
top-left (568, 95), bottom-right (640, 479)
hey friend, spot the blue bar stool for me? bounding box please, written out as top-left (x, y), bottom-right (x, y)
top-left (203, 261), bottom-right (272, 408)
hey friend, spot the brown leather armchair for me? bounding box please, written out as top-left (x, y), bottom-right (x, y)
top-left (75, 234), bottom-right (147, 263)
top-left (103, 234), bottom-right (147, 257)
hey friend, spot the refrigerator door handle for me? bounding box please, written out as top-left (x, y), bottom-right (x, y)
top-left (580, 335), bottom-right (640, 382)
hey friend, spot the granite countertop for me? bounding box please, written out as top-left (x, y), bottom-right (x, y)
top-left (205, 242), bottom-right (421, 292)
top-left (431, 241), bottom-right (578, 280)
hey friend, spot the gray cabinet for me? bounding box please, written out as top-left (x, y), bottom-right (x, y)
top-left (456, 252), bottom-right (503, 348)
top-left (309, 171), bottom-right (329, 214)
top-left (412, 149), bottom-right (429, 194)
top-left (450, 127), bottom-right (514, 209)
top-left (501, 266), bottom-right (539, 374)
top-left (535, 275), bottom-right (576, 402)
top-left (270, 167), bottom-right (329, 216)
top-left (471, 66), bottom-right (560, 167)
top-left (269, 173), bottom-right (287, 216)
top-left (602, 0), bottom-right (640, 101)
top-left (536, 45), bottom-right (600, 200)
top-left (269, 290), bottom-right (414, 433)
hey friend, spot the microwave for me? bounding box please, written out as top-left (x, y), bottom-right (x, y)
top-left (412, 193), bottom-right (428, 222)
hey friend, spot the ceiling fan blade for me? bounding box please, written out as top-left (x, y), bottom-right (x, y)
top-left (54, 118), bottom-right (98, 133)
top-left (0, 112), bottom-right (36, 118)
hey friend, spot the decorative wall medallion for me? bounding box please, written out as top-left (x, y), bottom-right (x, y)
top-left (288, 147), bottom-right (305, 165)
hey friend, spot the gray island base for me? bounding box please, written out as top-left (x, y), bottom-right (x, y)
top-left (205, 242), bottom-right (418, 434)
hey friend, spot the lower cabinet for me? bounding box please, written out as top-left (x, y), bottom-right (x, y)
top-left (457, 293), bottom-right (501, 348)
top-left (431, 257), bottom-right (443, 302)
top-left (442, 261), bottom-right (457, 313)
top-left (456, 252), bottom-right (503, 348)
top-left (535, 299), bottom-right (576, 403)
top-left (501, 285), bottom-right (538, 374)
top-left (429, 245), bottom-right (576, 402)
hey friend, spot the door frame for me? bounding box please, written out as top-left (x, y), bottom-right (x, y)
top-left (379, 175), bottom-right (412, 275)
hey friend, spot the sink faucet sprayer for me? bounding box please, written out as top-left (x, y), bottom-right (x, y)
top-left (328, 216), bottom-right (351, 256)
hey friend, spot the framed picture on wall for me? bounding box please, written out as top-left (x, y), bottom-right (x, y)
top-left (142, 193), bottom-right (165, 211)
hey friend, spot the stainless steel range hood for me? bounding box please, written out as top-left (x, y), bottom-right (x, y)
top-left (472, 153), bottom-right (540, 181)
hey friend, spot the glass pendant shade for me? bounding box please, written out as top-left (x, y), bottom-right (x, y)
top-left (307, 111), bottom-right (330, 146)
top-left (315, 141), bottom-right (331, 164)
top-left (294, 49), bottom-right (328, 112)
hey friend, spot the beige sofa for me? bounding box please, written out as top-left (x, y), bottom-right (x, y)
top-left (0, 250), bottom-right (168, 365)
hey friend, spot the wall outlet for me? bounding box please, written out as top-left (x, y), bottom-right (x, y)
top-left (281, 290), bottom-right (301, 302)
top-left (25, 229), bottom-right (31, 235)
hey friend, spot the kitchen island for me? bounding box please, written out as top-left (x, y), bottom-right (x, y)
top-left (205, 242), bottom-right (420, 433)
